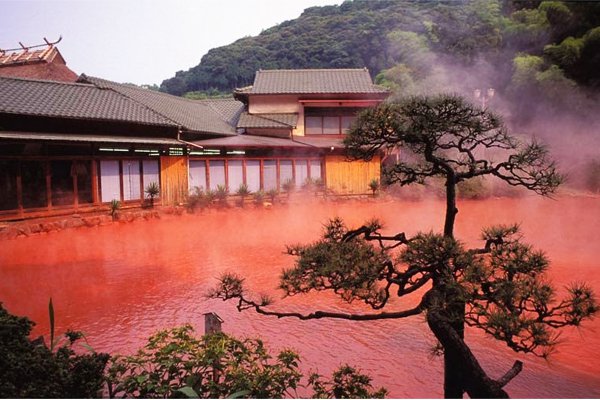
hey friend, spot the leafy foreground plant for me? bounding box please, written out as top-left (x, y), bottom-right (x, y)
top-left (105, 324), bottom-right (386, 398)
top-left (209, 95), bottom-right (597, 398)
top-left (0, 303), bottom-right (109, 398)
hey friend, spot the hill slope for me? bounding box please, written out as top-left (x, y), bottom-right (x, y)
top-left (159, 0), bottom-right (599, 98)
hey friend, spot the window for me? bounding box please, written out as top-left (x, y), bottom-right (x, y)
top-left (122, 160), bottom-right (141, 201)
top-left (310, 160), bottom-right (322, 180)
top-left (75, 161), bottom-right (93, 204)
top-left (0, 160), bottom-right (18, 211)
top-left (295, 160), bottom-right (308, 187)
top-left (279, 160), bottom-right (293, 189)
top-left (304, 107), bottom-right (361, 135)
top-left (246, 160), bottom-right (261, 192)
top-left (50, 160), bottom-right (75, 206)
top-left (189, 160), bottom-right (207, 192)
top-left (208, 160), bottom-right (225, 190)
top-left (142, 160), bottom-right (160, 197)
top-left (21, 161), bottom-right (47, 208)
top-left (228, 160), bottom-right (244, 192)
top-left (263, 160), bottom-right (277, 191)
top-left (100, 160), bottom-right (120, 202)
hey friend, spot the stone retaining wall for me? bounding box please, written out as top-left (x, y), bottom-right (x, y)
top-left (0, 209), bottom-right (165, 240)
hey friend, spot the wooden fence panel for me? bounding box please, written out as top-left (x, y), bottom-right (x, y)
top-left (160, 156), bottom-right (188, 205)
top-left (325, 155), bottom-right (380, 194)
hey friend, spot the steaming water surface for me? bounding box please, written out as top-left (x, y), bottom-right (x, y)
top-left (1, 196), bottom-right (599, 398)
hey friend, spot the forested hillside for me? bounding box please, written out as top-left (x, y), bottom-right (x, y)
top-left (160, 0), bottom-right (599, 103)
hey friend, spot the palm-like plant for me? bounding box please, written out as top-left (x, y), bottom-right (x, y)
top-left (145, 182), bottom-right (160, 207)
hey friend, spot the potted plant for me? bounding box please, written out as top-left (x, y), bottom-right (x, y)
top-left (145, 182), bottom-right (160, 208)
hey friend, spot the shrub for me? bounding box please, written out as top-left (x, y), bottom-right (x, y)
top-left (235, 183), bottom-right (251, 207)
top-left (215, 184), bottom-right (229, 206)
top-left (0, 303), bottom-right (109, 398)
top-left (457, 176), bottom-right (490, 199)
top-left (109, 199), bottom-right (121, 220)
top-left (105, 325), bottom-right (386, 399)
top-left (369, 179), bottom-right (380, 196)
top-left (282, 179), bottom-right (295, 196)
top-left (253, 190), bottom-right (265, 206)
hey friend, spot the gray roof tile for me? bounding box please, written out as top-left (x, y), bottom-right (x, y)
top-left (237, 112), bottom-right (298, 128)
top-left (192, 134), bottom-right (309, 148)
top-left (0, 76), bottom-right (175, 126)
top-left (241, 69), bottom-right (389, 95)
top-left (196, 98), bottom-right (245, 127)
top-left (79, 75), bottom-right (237, 136)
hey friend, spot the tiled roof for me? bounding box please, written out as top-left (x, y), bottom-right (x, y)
top-left (0, 76), bottom-right (175, 127)
top-left (239, 69), bottom-right (390, 95)
top-left (291, 135), bottom-right (345, 149)
top-left (192, 134), bottom-right (309, 148)
top-left (79, 75), bottom-right (237, 136)
top-left (0, 131), bottom-right (182, 146)
top-left (197, 98), bottom-right (245, 127)
top-left (237, 112), bottom-right (298, 129)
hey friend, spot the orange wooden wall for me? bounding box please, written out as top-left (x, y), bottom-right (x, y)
top-left (160, 156), bottom-right (188, 205)
top-left (325, 155), bottom-right (380, 194)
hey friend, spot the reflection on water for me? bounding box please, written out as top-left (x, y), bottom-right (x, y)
top-left (1, 196), bottom-right (599, 398)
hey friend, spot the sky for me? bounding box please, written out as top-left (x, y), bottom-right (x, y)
top-left (1, 0), bottom-right (343, 85)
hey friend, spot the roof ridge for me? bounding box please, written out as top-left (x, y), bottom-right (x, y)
top-left (257, 68), bottom-right (369, 73)
top-left (0, 74), bottom-right (91, 87)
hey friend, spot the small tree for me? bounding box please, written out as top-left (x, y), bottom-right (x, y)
top-left (210, 95), bottom-right (596, 398)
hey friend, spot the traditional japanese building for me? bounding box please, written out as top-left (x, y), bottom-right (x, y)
top-left (0, 38), bottom-right (78, 83)
top-left (0, 62), bottom-right (388, 221)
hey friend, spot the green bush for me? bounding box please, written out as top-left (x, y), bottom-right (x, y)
top-left (0, 303), bottom-right (109, 398)
top-left (105, 325), bottom-right (386, 399)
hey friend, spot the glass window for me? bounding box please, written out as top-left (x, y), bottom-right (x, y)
top-left (209, 160), bottom-right (225, 191)
top-left (74, 160), bottom-right (93, 204)
top-left (246, 160), bottom-right (260, 193)
top-left (342, 116), bottom-right (355, 133)
top-left (228, 160), bottom-right (244, 192)
top-left (100, 160), bottom-right (121, 202)
top-left (50, 160), bottom-right (75, 206)
top-left (263, 160), bottom-right (277, 191)
top-left (295, 160), bottom-right (308, 188)
top-left (310, 160), bottom-right (322, 180)
top-left (279, 160), bottom-right (293, 189)
top-left (122, 160), bottom-right (141, 201)
top-left (305, 116), bottom-right (323, 135)
top-left (189, 160), bottom-right (207, 192)
top-left (21, 161), bottom-right (47, 208)
top-left (142, 160), bottom-right (160, 196)
top-left (323, 116), bottom-right (340, 134)
top-left (0, 160), bottom-right (18, 211)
